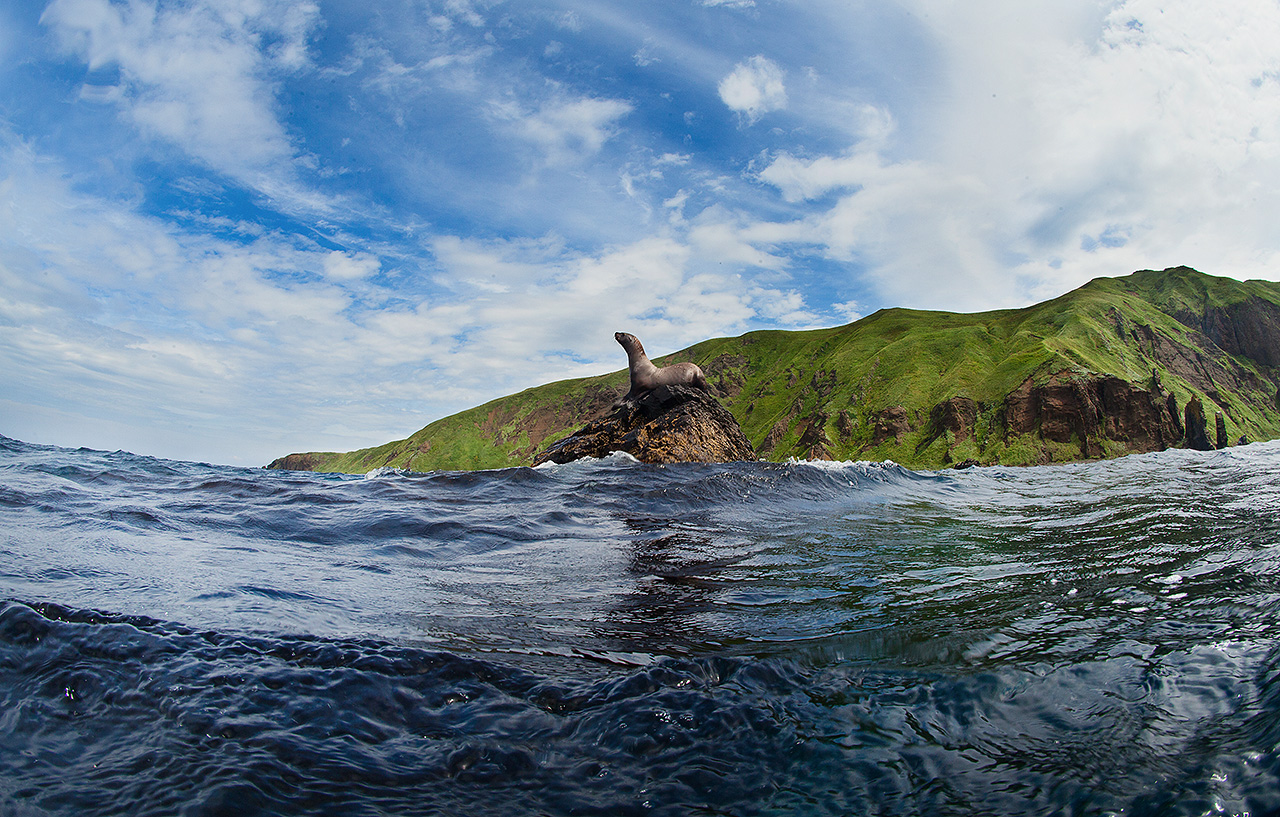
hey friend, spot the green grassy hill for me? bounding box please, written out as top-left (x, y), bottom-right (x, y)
top-left (269, 267), bottom-right (1280, 473)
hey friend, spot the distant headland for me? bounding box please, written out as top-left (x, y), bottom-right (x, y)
top-left (268, 266), bottom-right (1280, 473)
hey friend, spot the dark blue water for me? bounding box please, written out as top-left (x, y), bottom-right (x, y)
top-left (2, 433), bottom-right (1279, 816)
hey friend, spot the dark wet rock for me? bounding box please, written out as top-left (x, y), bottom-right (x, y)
top-left (1215, 411), bottom-right (1229, 450)
top-left (1167, 392), bottom-right (1185, 439)
top-left (1184, 397), bottom-right (1213, 451)
top-left (266, 453), bottom-right (326, 471)
top-left (532, 385), bottom-right (757, 466)
top-left (835, 410), bottom-right (856, 439)
top-left (952, 458), bottom-right (981, 469)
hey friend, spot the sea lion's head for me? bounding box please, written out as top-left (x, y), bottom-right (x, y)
top-left (614, 332), bottom-right (643, 354)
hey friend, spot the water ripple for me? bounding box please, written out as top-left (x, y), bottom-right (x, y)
top-left (1, 436), bottom-right (1279, 814)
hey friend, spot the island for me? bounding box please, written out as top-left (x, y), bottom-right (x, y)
top-left (268, 266), bottom-right (1280, 472)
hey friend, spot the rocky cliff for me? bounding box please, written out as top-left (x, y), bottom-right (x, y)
top-left (531, 385), bottom-right (756, 466)
top-left (269, 266), bottom-right (1280, 473)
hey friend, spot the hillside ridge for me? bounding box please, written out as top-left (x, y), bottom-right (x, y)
top-left (269, 266), bottom-right (1280, 472)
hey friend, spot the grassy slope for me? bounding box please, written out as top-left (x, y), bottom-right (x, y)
top-left (282, 268), bottom-right (1280, 473)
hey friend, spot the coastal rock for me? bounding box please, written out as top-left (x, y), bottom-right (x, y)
top-left (532, 385), bottom-right (757, 466)
top-left (1003, 374), bottom-right (1184, 457)
top-left (756, 398), bottom-right (801, 457)
top-left (835, 410), bottom-right (856, 439)
top-left (267, 453), bottom-right (325, 471)
top-left (1184, 397), bottom-right (1213, 451)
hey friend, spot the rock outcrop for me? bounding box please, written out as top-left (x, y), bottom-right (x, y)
top-left (932, 396), bottom-right (978, 442)
top-left (266, 453), bottom-right (326, 471)
top-left (532, 385), bottom-right (757, 466)
top-left (1172, 294), bottom-right (1280, 369)
top-left (1184, 397), bottom-right (1213, 451)
top-left (796, 412), bottom-right (834, 460)
top-left (1002, 374), bottom-right (1185, 458)
top-left (871, 405), bottom-right (913, 445)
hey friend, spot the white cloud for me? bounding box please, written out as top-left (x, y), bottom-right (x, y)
top-left (832, 300), bottom-right (863, 323)
top-left (749, 0), bottom-right (1280, 310)
top-left (430, 235), bottom-right (564, 294)
top-left (444, 0), bottom-right (485, 28)
top-left (718, 55), bottom-right (787, 123)
top-left (0, 139), bottom-right (404, 462)
top-left (509, 94), bottom-right (634, 165)
top-left (323, 251), bottom-right (381, 281)
top-left (633, 40), bottom-right (658, 67)
top-left (758, 150), bottom-right (879, 203)
top-left (687, 209), bottom-right (788, 271)
top-left (41, 0), bottom-right (319, 198)
top-left (556, 11), bottom-right (584, 33)
top-left (748, 287), bottom-right (821, 327)
top-left (424, 234), bottom-right (774, 388)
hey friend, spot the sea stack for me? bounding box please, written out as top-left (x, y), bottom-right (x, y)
top-left (532, 384), bottom-right (756, 466)
top-left (1184, 398), bottom-right (1213, 451)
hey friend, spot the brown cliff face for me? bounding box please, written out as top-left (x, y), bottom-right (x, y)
top-left (1002, 374), bottom-right (1184, 458)
top-left (871, 406), bottom-right (913, 445)
top-left (1107, 305), bottom-right (1276, 413)
top-left (532, 385), bottom-right (757, 466)
top-left (1174, 296), bottom-right (1280, 370)
top-left (912, 396), bottom-right (979, 463)
top-left (266, 453), bottom-right (325, 471)
top-left (796, 412), bottom-right (833, 460)
top-left (931, 396), bottom-right (977, 442)
top-left (489, 383), bottom-right (618, 462)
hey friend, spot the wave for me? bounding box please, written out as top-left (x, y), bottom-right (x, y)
top-left (5, 435), bottom-right (1280, 814)
top-left (3, 598), bottom-right (1278, 816)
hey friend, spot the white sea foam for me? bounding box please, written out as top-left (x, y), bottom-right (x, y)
top-left (532, 450), bottom-right (642, 471)
top-left (364, 466), bottom-right (412, 479)
top-left (784, 456), bottom-right (893, 471)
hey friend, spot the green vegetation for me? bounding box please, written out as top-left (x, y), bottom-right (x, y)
top-left (274, 267), bottom-right (1280, 473)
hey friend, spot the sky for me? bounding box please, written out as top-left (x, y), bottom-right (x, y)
top-left (3, 0), bottom-right (1280, 466)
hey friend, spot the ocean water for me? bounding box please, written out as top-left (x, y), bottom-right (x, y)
top-left (1, 433), bottom-right (1279, 816)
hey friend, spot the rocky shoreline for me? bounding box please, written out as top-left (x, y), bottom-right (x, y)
top-left (532, 385), bottom-right (756, 466)
top-left (266, 267), bottom-right (1280, 473)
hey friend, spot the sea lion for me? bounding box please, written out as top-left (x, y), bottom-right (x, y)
top-left (615, 331), bottom-right (712, 399)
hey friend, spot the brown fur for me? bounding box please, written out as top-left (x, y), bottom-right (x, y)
top-left (615, 331), bottom-right (711, 399)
